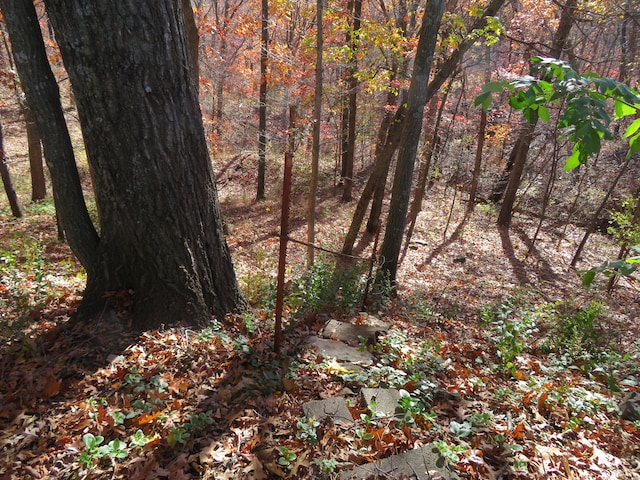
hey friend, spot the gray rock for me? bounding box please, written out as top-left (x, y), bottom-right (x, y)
top-left (340, 445), bottom-right (458, 479)
top-left (305, 336), bottom-right (374, 366)
top-left (322, 319), bottom-right (389, 345)
top-left (302, 397), bottom-right (354, 425)
top-left (360, 387), bottom-right (403, 417)
top-left (620, 391), bottom-right (640, 421)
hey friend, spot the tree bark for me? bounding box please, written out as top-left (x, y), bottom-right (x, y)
top-left (0, 0), bottom-right (99, 272)
top-left (0, 119), bottom-right (22, 218)
top-left (256, 0), bottom-right (268, 200)
top-left (377, 0), bottom-right (446, 286)
top-left (495, 0), bottom-right (577, 226)
top-left (43, 0), bottom-right (245, 328)
top-left (402, 88), bottom-right (448, 262)
top-left (341, 91), bottom-right (407, 257)
top-left (468, 48), bottom-right (491, 211)
top-left (182, 0), bottom-right (199, 86)
top-left (22, 102), bottom-right (46, 202)
top-left (308, 0), bottom-right (323, 267)
top-left (341, 0), bottom-right (362, 202)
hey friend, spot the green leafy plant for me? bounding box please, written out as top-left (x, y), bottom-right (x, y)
top-left (288, 258), bottom-right (370, 316)
top-left (167, 427), bottom-right (190, 447)
top-left (482, 296), bottom-right (538, 377)
top-left (296, 416), bottom-right (320, 444)
top-left (449, 420), bottom-right (473, 438)
top-left (277, 446), bottom-right (297, 469)
top-left (315, 457), bottom-right (338, 474)
top-left (434, 440), bottom-right (468, 465)
top-left (198, 319), bottom-right (231, 344)
top-left (475, 56), bottom-right (640, 169)
top-left (583, 245), bottom-right (640, 287)
top-left (79, 433), bottom-right (128, 468)
top-left (129, 429), bottom-right (156, 448)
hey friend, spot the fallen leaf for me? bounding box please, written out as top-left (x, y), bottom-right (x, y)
top-left (42, 377), bottom-right (61, 397)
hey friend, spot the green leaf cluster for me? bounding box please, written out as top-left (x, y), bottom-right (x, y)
top-left (474, 56), bottom-right (640, 170)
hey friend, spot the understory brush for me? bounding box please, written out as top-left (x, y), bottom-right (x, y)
top-left (481, 293), bottom-right (636, 389)
top-left (242, 255), bottom-right (390, 319)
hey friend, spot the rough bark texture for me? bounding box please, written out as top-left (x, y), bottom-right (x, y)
top-left (377, 0), bottom-right (446, 285)
top-left (0, 0), bottom-right (99, 272)
top-left (45, 0), bottom-right (245, 328)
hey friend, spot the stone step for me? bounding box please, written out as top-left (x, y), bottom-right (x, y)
top-left (340, 445), bottom-right (459, 480)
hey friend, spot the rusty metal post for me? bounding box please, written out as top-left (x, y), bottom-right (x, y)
top-left (274, 106), bottom-right (296, 353)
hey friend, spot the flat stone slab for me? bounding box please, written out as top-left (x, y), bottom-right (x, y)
top-left (302, 397), bottom-right (354, 425)
top-left (360, 388), bottom-right (403, 417)
top-left (305, 336), bottom-right (374, 366)
top-left (322, 319), bottom-right (389, 345)
top-left (340, 445), bottom-right (459, 480)
top-left (620, 391), bottom-right (640, 421)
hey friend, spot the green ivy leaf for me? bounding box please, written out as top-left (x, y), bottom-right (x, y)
top-left (538, 104), bottom-right (550, 122)
top-left (582, 270), bottom-right (596, 286)
top-left (614, 100), bottom-right (637, 119)
top-left (564, 146), bottom-right (581, 171)
top-left (625, 118), bottom-right (640, 138)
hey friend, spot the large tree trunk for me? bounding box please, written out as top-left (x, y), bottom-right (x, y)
top-left (181, 0), bottom-right (199, 86)
top-left (44, 0), bottom-right (245, 328)
top-left (377, 0), bottom-right (446, 286)
top-left (0, 0), bottom-right (99, 272)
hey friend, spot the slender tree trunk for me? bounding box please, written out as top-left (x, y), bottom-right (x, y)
top-left (468, 49), bottom-right (491, 211)
top-left (182, 0), bottom-right (199, 87)
top-left (308, 0), bottom-right (323, 267)
top-left (22, 103), bottom-right (46, 202)
top-left (497, 120), bottom-right (536, 227)
top-left (341, 0), bottom-right (362, 202)
top-left (256, 0), bottom-right (268, 200)
top-left (401, 88), bottom-right (448, 261)
top-left (1, 0), bottom-right (99, 273)
top-left (571, 156), bottom-right (632, 267)
top-left (377, 0), bottom-right (446, 286)
top-left (365, 101), bottom-right (406, 234)
top-left (528, 142), bottom-right (560, 255)
top-left (1, 30), bottom-right (47, 203)
top-left (495, 0), bottom-right (577, 226)
top-left (341, 94), bottom-right (407, 257)
top-left (0, 119), bottom-right (21, 218)
top-left (43, 0), bottom-right (245, 327)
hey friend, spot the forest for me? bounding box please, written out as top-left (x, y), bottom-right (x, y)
top-left (0, 0), bottom-right (639, 478)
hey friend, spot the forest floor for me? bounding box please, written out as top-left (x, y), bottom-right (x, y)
top-left (1, 125), bottom-right (640, 478)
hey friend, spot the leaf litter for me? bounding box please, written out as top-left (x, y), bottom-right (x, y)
top-left (1, 178), bottom-right (640, 479)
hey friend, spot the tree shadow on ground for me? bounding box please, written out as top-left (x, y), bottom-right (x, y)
top-left (498, 225), bottom-right (530, 285)
top-left (419, 212), bottom-right (470, 267)
top-left (512, 225), bottom-right (560, 283)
